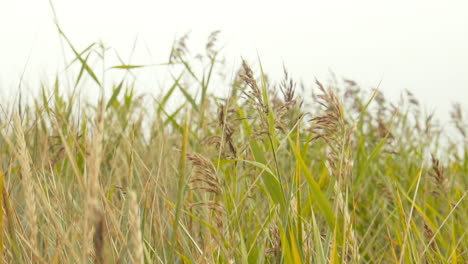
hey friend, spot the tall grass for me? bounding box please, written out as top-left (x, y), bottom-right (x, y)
top-left (0, 27), bottom-right (467, 264)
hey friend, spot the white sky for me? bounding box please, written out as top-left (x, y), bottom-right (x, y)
top-left (1, 0), bottom-right (467, 120)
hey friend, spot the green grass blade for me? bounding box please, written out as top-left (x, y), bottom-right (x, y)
top-left (106, 80), bottom-right (124, 110)
top-left (286, 135), bottom-right (338, 238)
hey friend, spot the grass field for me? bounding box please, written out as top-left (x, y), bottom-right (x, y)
top-left (0, 27), bottom-right (467, 263)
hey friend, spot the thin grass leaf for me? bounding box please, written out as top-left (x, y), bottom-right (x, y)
top-left (157, 73), bottom-right (184, 114)
top-left (109, 64), bottom-right (146, 70)
top-left (235, 159), bottom-right (285, 208)
top-left (106, 80), bottom-right (124, 110)
top-left (177, 82), bottom-right (199, 112)
top-left (169, 111), bottom-right (190, 263)
top-left (286, 135), bottom-right (338, 239)
top-left (53, 23), bottom-right (101, 87)
top-left (65, 43), bottom-right (97, 70)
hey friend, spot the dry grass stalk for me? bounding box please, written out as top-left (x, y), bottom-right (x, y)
top-left (13, 113), bottom-right (39, 260)
top-left (93, 215), bottom-right (106, 264)
top-left (84, 100), bottom-right (105, 263)
top-left (189, 201), bottom-right (225, 214)
top-left (310, 82), bottom-right (360, 261)
top-left (129, 191), bottom-right (144, 264)
top-left (334, 184), bottom-right (360, 262)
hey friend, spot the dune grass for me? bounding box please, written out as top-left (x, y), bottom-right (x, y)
top-left (0, 28), bottom-right (467, 264)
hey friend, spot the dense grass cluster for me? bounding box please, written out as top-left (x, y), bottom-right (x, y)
top-left (0, 29), bottom-right (467, 263)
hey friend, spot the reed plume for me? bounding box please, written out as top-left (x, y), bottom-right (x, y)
top-left (310, 81), bottom-right (360, 262)
top-left (84, 99), bottom-right (105, 263)
top-left (13, 113), bottom-right (39, 260)
top-left (129, 191), bottom-right (144, 264)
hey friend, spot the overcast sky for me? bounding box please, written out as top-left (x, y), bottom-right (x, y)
top-left (1, 0), bottom-right (467, 120)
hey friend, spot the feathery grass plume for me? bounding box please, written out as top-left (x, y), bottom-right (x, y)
top-left (310, 80), bottom-right (350, 180)
top-left (217, 104), bottom-right (237, 158)
top-left (423, 222), bottom-right (438, 252)
top-left (169, 32), bottom-right (190, 63)
top-left (187, 152), bottom-right (227, 260)
top-left (201, 135), bottom-right (222, 150)
top-left (188, 153), bottom-right (220, 196)
top-left (274, 65), bottom-right (302, 133)
top-left (265, 223), bottom-right (281, 260)
top-left (128, 191), bottom-right (144, 264)
top-left (429, 154), bottom-right (448, 197)
top-left (187, 153), bottom-right (224, 233)
top-left (405, 90), bottom-right (423, 132)
top-left (279, 66), bottom-right (296, 106)
top-left (374, 89), bottom-right (388, 119)
top-left (406, 89), bottom-right (420, 107)
top-left (239, 59), bottom-right (267, 116)
top-left (451, 103), bottom-right (466, 139)
top-left (13, 113), bottom-right (39, 260)
top-left (206, 30), bottom-right (221, 59)
top-left (343, 79), bottom-right (364, 114)
top-left (377, 117), bottom-right (394, 140)
top-left (377, 183), bottom-right (394, 201)
top-left (84, 99), bottom-right (105, 263)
